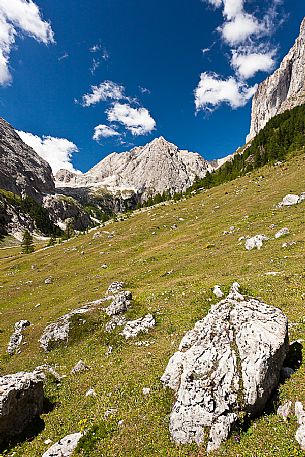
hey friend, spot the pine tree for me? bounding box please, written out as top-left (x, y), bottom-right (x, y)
top-left (21, 230), bottom-right (34, 254)
top-left (48, 235), bottom-right (56, 246)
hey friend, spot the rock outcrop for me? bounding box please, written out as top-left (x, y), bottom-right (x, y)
top-left (0, 118), bottom-right (54, 200)
top-left (7, 320), bottom-right (31, 356)
top-left (247, 18), bottom-right (305, 142)
top-left (121, 314), bottom-right (156, 339)
top-left (0, 371), bottom-right (44, 445)
top-left (42, 194), bottom-right (91, 231)
top-left (278, 193), bottom-right (305, 207)
top-left (55, 137), bottom-right (216, 201)
top-left (161, 283), bottom-right (288, 453)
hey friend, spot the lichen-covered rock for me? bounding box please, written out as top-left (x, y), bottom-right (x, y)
top-left (121, 314), bottom-right (156, 339)
top-left (42, 432), bottom-right (82, 457)
top-left (105, 291), bottom-right (132, 316)
top-left (7, 320), bottom-right (30, 356)
top-left (161, 283), bottom-right (288, 453)
top-left (0, 371), bottom-right (44, 444)
top-left (245, 235), bottom-right (268, 250)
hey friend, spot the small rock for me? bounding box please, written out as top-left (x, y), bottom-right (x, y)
top-left (295, 402), bottom-right (305, 450)
top-left (71, 360), bottom-right (90, 374)
top-left (142, 387), bottom-right (151, 396)
top-left (42, 432), bottom-right (82, 457)
top-left (101, 264), bottom-right (108, 269)
top-left (245, 235), bottom-right (268, 250)
top-left (106, 346), bottom-right (113, 356)
top-left (213, 285), bottom-right (224, 298)
top-left (106, 282), bottom-right (125, 294)
top-left (44, 276), bottom-right (53, 284)
top-left (7, 320), bottom-right (31, 356)
top-left (275, 227), bottom-right (289, 239)
top-left (277, 401), bottom-right (292, 421)
top-left (105, 291), bottom-right (132, 316)
top-left (278, 194), bottom-right (300, 207)
top-left (44, 439), bottom-right (52, 445)
top-left (104, 408), bottom-right (117, 419)
top-left (85, 388), bottom-right (96, 397)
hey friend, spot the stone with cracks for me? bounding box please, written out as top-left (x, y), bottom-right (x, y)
top-left (245, 235), bottom-right (268, 250)
top-left (42, 432), bottom-right (82, 457)
top-left (105, 291), bottom-right (132, 316)
top-left (0, 371), bottom-right (44, 445)
top-left (121, 314), bottom-right (156, 339)
top-left (7, 320), bottom-right (30, 356)
top-left (161, 283), bottom-right (288, 453)
top-left (275, 227), bottom-right (289, 239)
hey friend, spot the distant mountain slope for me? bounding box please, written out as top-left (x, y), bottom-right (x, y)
top-left (0, 118), bottom-right (54, 201)
top-left (55, 136), bottom-right (217, 199)
top-left (247, 17), bottom-right (305, 142)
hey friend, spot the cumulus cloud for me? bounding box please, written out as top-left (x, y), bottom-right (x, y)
top-left (81, 80), bottom-right (126, 107)
top-left (93, 124), bottom-right (120, 141)
top-left (0, 0), bottom-right (54, 85)
top-left (195, 72), bottom-right (257, 111)
top-left (16, 130), bottom-right (79, 174)
top-left (220, 13), bottom-right (262, 45)
top-left (231, 48), bottom-right (275, 79)
top-left (106, 103), bottom-right (156, 136)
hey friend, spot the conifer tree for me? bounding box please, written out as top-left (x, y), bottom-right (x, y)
top-left (21, 230), bottom-right (34, 254)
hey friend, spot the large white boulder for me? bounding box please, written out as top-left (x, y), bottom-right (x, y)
top-left (161, 283), bottom-right (288, 453)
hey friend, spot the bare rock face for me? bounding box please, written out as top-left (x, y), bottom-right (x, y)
top-left (43, 194), bottom-right (91, 231)
top-left (247, 18), bottom-right (305, 142)
top-left (0, 118), bottom-right (54, 201)
top-left (161, 283), bottom-right (288, 453)
top-left (55, 137), bottom-right (215, 200)
top-left (121, 314), bottom-right (156, 339)
top-left (0, 371), bottom-right (44, 445)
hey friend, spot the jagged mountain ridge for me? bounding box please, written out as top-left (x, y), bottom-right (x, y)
top-left (55, 136), bottom-right (221, 198)
top-left (0, 118), bottom-right (55, 201)
top-left (247, 17), bottom-right (305, 142)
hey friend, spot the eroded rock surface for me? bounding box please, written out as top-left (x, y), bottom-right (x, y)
top-left (7, 320), bottom-right (30, 356)
top-left (121, 314), bottom-right (156, 339)
top-left (0, 371), bottom-right (44, 444)
top-left (161, 283), bottom-right (288, 452)
top-left (105, 291), bottom-right (132, 316)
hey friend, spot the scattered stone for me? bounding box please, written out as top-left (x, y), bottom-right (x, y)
top-left (0, 371), bottom-right (44, 445)
top-left (7, 320), bottom-right (31, 356)
top-left (142, 387), bottom-right (151, 396)
top-left (161, 283), bottom-right (288, 452)
top-left (171, 224), bottom-right (177, 230)
top-left (85, 388), bottom-right (96, 397)
top-left (104, 408), bottom-right (118, 419)
top-left (44, 276), bottom-right (53, 284)
top-left (118, 419), bottom-right (124, 426)
top-left (121, 314), bottom-right (156, 339)
top-left (106, 282), bottom-right (125, 294)
top-left (295, 402), bottom-right (305, 450)
top-left (278, 194), bottom-right (300, 207)
top-left (275, 227), bottom-right (289, 239)
top-left (105, 291), bottom-right (132, 316)
top-left (71, 360), bottom-right (90, 374)
top-left (277, 401), bottom-right (292, 421)
top-left (101, 264), bottom-right (108, 269)
top-left (106, 346), bottom-right (113, 356)
top-left (282, 241), bottom-right (296, 248)
top-left (42, 432), bottom-right (82, 457)
top-left (35, 365), bottom-right (62, 383)
top-left (213, 285), bottom-right (224, 298)
top-left (44, 439), bottom-right (52, 445)
top-left (245, 235), bottom-right (268, 250)
top-left (92, 232), bottom-right (101, 239)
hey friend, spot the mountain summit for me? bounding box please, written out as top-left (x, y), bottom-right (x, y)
top-left (247, 17), bottom-right (305, 142)
top-left (55, 136), bottom-right (217, 198)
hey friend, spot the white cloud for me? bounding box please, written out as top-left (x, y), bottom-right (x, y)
top-left (81, 81), bottom-right (126, 107)
top-left (231, 48), bottom-right (275, 79)
top-left (0, 0), bottom-right (54, 85)
top-left (16, 130), bottom-right (79, 174)
top-left (89, 43), bottom-right (101, 53)
top-left (93, 124), bottom-right (120, 141)
top-left (195, 72), bottom-right (257, 111)
top-left (106, 103), bottom-right (156, 136)
top-left (220, 13), bottom-right (262, 45)
top-left (58, 52), bottom-right (69, 62)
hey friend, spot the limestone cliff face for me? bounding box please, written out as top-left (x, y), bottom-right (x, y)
top-left (0, 118), bottom-right (55, 201)
top-left (247, 18), bottom-right (305, 142)
top-left (55, 136), bottom-right (215, 199)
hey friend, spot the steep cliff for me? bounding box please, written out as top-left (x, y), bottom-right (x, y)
top-left (247, 18), bottom-right (305, 142)
top-left (0, 118), bottom-right (55, 201)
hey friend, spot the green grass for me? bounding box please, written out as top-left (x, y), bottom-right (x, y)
top-left (0, 154), bottom-right (305, 456)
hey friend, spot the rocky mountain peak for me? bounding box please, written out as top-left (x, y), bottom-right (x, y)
top-left (247, 17), bottom-right (305, 142)
top-left (0, 118), bottom-right (54, 201)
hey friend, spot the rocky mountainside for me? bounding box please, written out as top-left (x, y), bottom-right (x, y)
top-left (0, 118), bottom-right (54, 201)
top-left (247, 17), bottom-right (305, 142)
top-left (55, 136), bottom-right (218, 199)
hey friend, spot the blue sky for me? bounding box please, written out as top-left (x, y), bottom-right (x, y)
top-left (0, 0), bottom-right (304, 173)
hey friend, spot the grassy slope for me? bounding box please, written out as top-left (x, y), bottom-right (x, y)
top-left (0, 153), bottom-right (304, 457)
